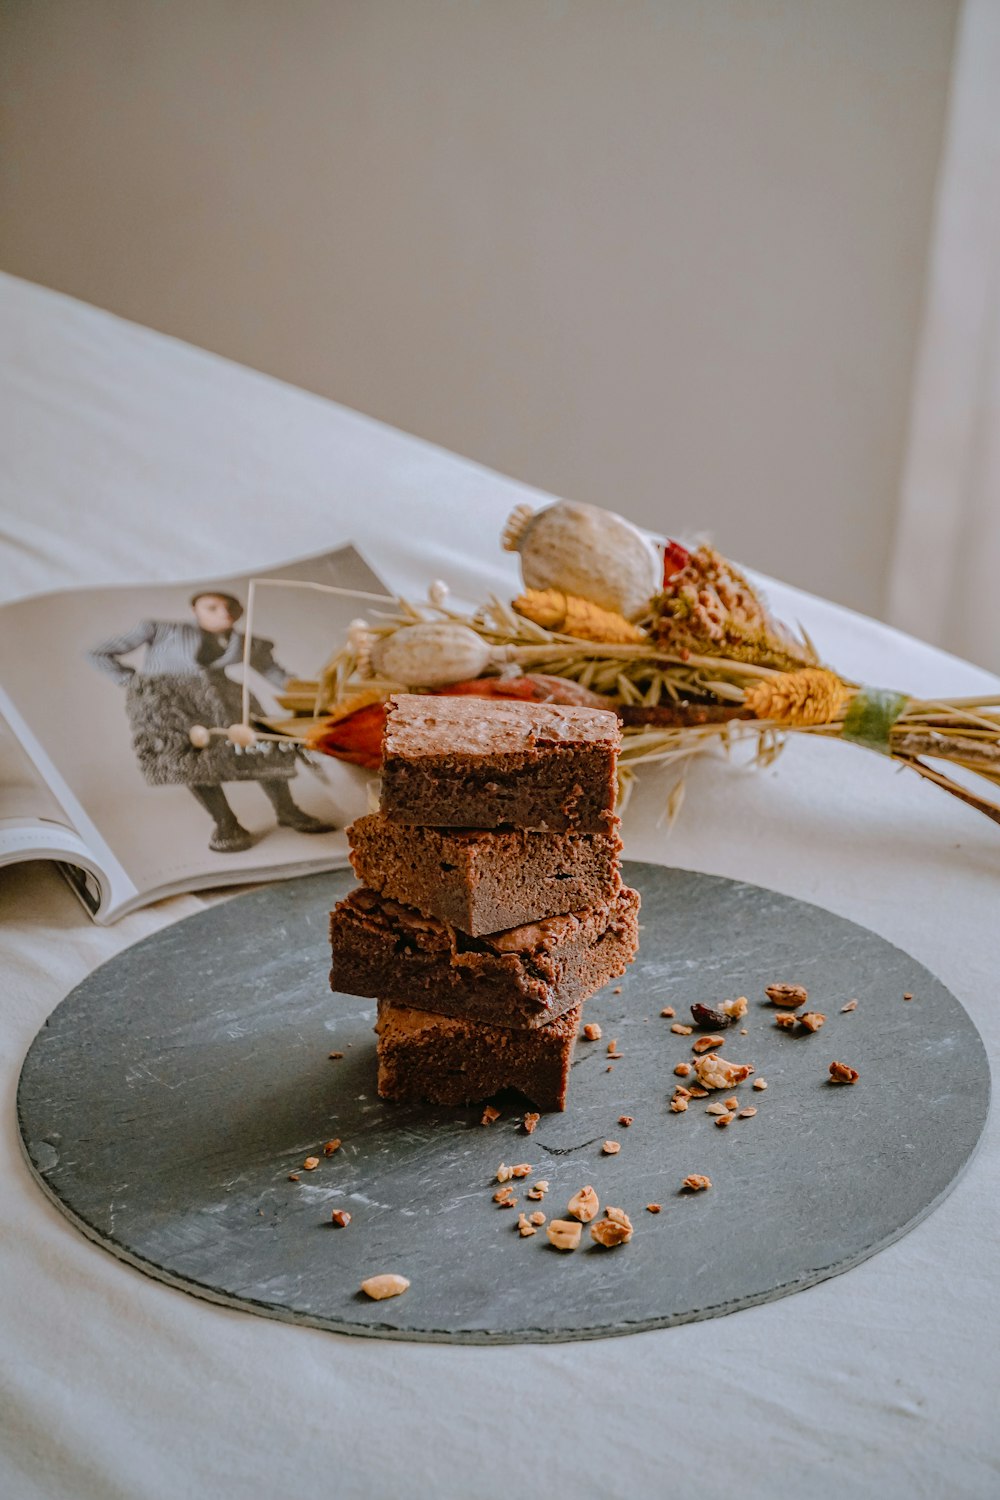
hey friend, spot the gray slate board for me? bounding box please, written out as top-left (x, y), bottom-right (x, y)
top-left (17, 862), bottom-right (990, 1343)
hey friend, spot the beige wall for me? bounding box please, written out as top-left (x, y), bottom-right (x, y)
top-left (0, 1), bottom-right (957, 617)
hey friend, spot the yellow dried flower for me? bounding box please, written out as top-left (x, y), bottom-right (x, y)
top-left (744, 669), bottom-right (852, 726)
top-left (513, 588), bottom-right (646, 644)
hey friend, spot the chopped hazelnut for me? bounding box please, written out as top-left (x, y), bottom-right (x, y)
top-left (526, 1187), bottom-right (546, 1201)
top-left (360, 1273), bottom-right (409, 1301)
top-left (681, 1174), bottom-right (711, 1192)
top-left (323, 1138), bottom-right (342, 1155)
top-left (591, 1207), bottom-right (633, 1246)
top-left (567, 1185), bottom-right (600, 1222)
top-left (737, 1106), bottom-right (757, 1119)
top-left (480, 1105), bottom-right (501, 1125)
top-left (714, 1113), bottom-right (735, 1128)
top-left (646, 1203), bottom-right (662, 1214)
top-left (694, 1053), bottom-right (753, 1091)
top-left (328, 1051), bottom-right (344, 1060)
top-left (687, 1085), bottom-right (709, 1098)
top-left (752, 1078), bottom-right (767, 1091)
top-left (493, 1187), bottom-right (515, 1204)
top-left (613, 986), bottom-right (622, 994)
top-left (766, 982), bottom-right (808, 1007)
top-left (618, 1115), bottom-right (634, 1127)
top-left (671, 1023), bottom-right (693, 1036)
top-left (723, 1096), bottom-right (739, 1110)
top-left (607, 1039), bottom-right (623, 1058)
top-left (705, 1102), bottom-right (729, 1116)
top-left (529, 1211), bottom-right (546, 1226)
top-left (798, 1012), bottom-right (826, 1033)
top-left (674, 1062), bottom-right (693, 1077)
top-left (774, 1013), bottom-right (798, 1030)
top-left (602, 1140), bottom-right (622, 1155)
top-left (660, 1007), bottom-right (675, 1018)
top-left (517, 1213), bottom-right (536, 1238)
top-left (330, 1209), bottom-right (352, 1227)
top-left (582, 1022), bottom-right (602, 1041)
top-left (546, 1219), bottom-right (583, 1251)
top-left (522, 1113), bottom-right (540, 1135)
top-left (496, 1163), bottom-right (513, 1183)
top-left (669, 1097), bottom-right (689, 1113)
top-left (511, 1163), bottom-right (533, 1178)
top-left (693, 1034), bottom-right (727, 1054)
top-left (303, 1157), bottom-right (320, 1171)
top-left (534, 1180), bottom-right (550, 1193)
top-left (841, 999), bottom-right (858, 1013)
top-left (722, 996), bottom-right (749, 1021)
top-left (287, 1173), bottom-right (300, 1182)
top-left (829, 1060), bottom-right (860, 1084)
top-left (903, 992), bottom-right (914, 1002)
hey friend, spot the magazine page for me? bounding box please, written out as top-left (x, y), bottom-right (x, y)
top-left (0, 545), bottom-right (388, 917)
top-left (0, 718), bottom-right (110, 911)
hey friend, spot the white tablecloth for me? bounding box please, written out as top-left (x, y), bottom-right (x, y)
top-left (2, 272), bottom-right (998, 1500)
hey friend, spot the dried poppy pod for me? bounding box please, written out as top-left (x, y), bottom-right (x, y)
top-left (503, 500), bottom-right (661, 620)
top-left (370, 622), bottom-right (512, 688)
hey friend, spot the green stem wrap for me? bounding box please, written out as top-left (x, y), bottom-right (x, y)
top-left (842, 686), bottom-right (910, 754)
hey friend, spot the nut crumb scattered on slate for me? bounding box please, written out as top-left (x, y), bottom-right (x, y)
top-left (753, 1079), bottom-right (768, 1091)
top-left (738, 1106), bottom-right (757, 1119)
top-left (671, 1023), bottom-right (693, 1036)
top-left (618, 1115), bottom-right (634, 1127)
top-left (591, 1207), bottom-right (633, 1246)
top-left (670, 1097), bottom-right (689, 1113)
top-left (613, 986), bottom-right (622, 994)
top-left (798, 1012), bottom-right (826, 1033)
top-left (693, 1034), bottom-right (727, 1054)
top-left (660, 1007), bottom-right (675, 1018)
top-left (602, 1140), bottom-right (621, 1155)
top-left (682, 1174), bottom-right (711, 1191)
top-left (303, 1157), bottom-right (319, 1171)
top-left (517, 1213), bottom-right (536, 1237)
top-left (646, 1203), bottom-right (662, 1213)
top-left (328, 1051), bottom-right (344, 1060)
top-left (331, 1209), bottom-right (351, 1227)
top-left (903, 992), bottom-right (913, 1002)
top-left (511, 1163), bottom-right (533, 1178)
top-left (323, 1139), bottom-right (342, 1155)
top-left (774, 1013), bottom-right (797, 1030)
top-left (766, 982), bottom-right (808, 1007)
top-left (522, 1113), bottom-right (540, 1134)
top-left (567, 1186), bottom-right (600, 1222)
top-left (714, 1114), bottom-right (735, 1128)
top-left (582, 1022), bottom-right (602, 1041)
top-left (547, 1219), bottom-right (582, 1251)
top-left (829, 1060), bottom-right (860, 1084)
top-left (842, 999), bottom-right (858, 1013)
top-left (480, 1105), bottom-right (501, 1126)
top-left (287, 1173), bottom-right (300, 1182)
top-left (674, 1062), bottom-right (693, 1077)
top-left (360, 1274), bottom-right (409, 1301)
top-left (529, 1211), bottom-right (546, 1226)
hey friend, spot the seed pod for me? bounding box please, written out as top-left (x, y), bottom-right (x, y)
top-left (502, 500), bottom-right (661, 620)
top-left (369, 622), bottom-right (499, 688)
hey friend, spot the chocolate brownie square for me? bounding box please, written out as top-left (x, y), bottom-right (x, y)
top-left (330, 884), bottom-right (640, 1029)
top-left (347, 813), bottom-right (622, 935)
top-left (379, 693), bottom-right (620, 832)
top-left (374, 1001), bottom-right (581, 1111)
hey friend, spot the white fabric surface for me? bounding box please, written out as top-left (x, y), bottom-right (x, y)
top-left (1, 272), bottom-right (998, 1500)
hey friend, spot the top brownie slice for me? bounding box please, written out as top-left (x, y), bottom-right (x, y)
top-left (380, 693), bottom-right (620, 831)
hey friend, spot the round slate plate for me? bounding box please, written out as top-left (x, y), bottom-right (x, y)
top-left (18, 863), bottom-right (990, 1343)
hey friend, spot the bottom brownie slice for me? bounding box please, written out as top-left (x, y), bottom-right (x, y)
top-left (374, 1001), bottom-right (581, 1112)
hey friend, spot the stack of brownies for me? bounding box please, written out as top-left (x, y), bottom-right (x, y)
top-left (329, 692), bottom-right (640, 1113)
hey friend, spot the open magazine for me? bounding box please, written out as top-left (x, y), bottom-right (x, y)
top-left (0, 545), bottom-right (389, 923)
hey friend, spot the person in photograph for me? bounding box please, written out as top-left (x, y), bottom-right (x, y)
top-left (87, 590), bottom-right (334, 852)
